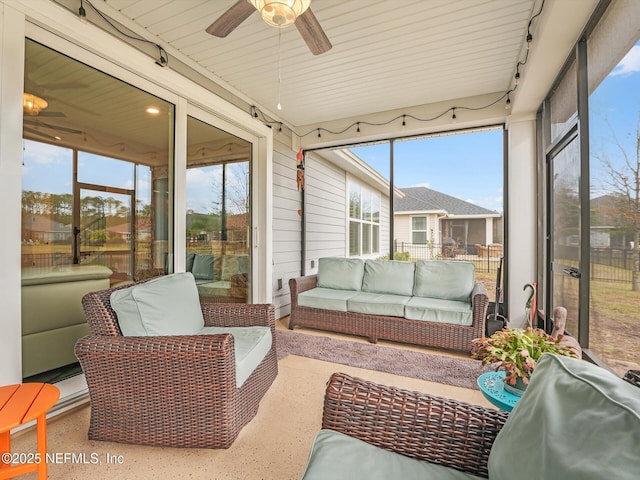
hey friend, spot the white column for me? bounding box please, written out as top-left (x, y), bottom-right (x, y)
top-left (486, 217), bottom-right (494, 245)
top-left (0, 2), bottom-right (25, 384)
top-left (507, 116), bottom-right (537, 328)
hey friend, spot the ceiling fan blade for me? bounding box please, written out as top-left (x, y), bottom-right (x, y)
top-left (24, 119), bottom-right (81, 134)
top-left (206, 0), bottom-right (256, 37)
top-left (45, 82), bottom-right (90, 90)
top-left (24, 126), bottom-right (59, 141)
top-left (295, 8), bottom-right (332, 55)
top-left (35, 111), bottom-right (66, 118)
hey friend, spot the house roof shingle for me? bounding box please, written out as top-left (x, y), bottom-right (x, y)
top-left (395, 187), bottom-right (499, 216)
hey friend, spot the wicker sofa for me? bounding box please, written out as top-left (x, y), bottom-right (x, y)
top-left (289, 257), bottom-right (488, 352)
top-left (300, 354), bottom-right (640, 479)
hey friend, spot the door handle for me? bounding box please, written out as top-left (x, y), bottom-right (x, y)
top-left (563, 267), bottom-right (581, 278)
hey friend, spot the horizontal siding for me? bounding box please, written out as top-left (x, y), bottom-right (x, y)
top-left (304, 153), bottom-right (347, 270)
top-left (394, 215), bottom-right (412, 244)
top-left (271, 139), bottom-right (302, 319)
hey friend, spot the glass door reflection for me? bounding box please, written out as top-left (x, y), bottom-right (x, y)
top-left (186, 116), bottom-right (251, 302)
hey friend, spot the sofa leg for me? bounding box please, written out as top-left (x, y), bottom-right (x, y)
top-left (369, 336), bottom-right (378, 344)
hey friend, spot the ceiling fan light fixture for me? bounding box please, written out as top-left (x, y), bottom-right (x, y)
top-left (249, 0), bottom-right (311, 28)
top-left (23, 93), bottom-right (48, 115)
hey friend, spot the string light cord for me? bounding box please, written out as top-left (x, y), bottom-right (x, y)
top-left (251, 85), bottom-right (515, 140)
top-left (80, 0), bottom-right (169, 67)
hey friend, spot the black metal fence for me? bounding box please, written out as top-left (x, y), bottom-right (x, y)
top-left (590, 247), bottom-right (639, 283)
top-left (393, 242), bottom-right (502, 273)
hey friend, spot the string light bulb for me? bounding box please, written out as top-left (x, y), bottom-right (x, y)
top-left (505, 94), bottom-right (512, 110)
top-left (356, 122), bottom-right (361, 135)
top-left (514, 71), bottom-right (520, 86)
top-left (451, 108), bottom-right (457, 123)
top-left (402, 115), bottom-right (406, 128)
top-left (78, 0), bottom-right (87, 22)
top-left (526, 33), bottom-right (533, 49)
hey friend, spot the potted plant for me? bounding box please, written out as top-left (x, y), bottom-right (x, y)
top-left (471, 327), bottom-right (578, 395)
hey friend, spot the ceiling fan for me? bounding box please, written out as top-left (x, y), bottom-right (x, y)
top-left (23, 92), bottom-right (66, 118)
top-left (23, 118), bottom-right (82, 141)
top-left (206, 0), bottom-right (332, 55)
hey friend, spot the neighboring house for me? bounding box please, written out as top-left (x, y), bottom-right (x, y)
top-left (22, 214), bottom-right (71, 243)
top-left (394, 187), bottom-right (502, 256)
top-left (107, 219), bottom-right (152, 242)
top-left (590, 194), bottom-right (630, 249)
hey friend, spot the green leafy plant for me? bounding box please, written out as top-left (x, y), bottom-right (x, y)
top-left (471, 327), bottom-right (577, 387)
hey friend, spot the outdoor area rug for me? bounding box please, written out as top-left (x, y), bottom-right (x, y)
top-left (276, 329), bottom-right (492, 390)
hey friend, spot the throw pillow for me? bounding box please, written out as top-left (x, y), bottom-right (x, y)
top-left (191, 254), bottom-right (215, 280)
top-left (488, 353), bottom-right (640, 480)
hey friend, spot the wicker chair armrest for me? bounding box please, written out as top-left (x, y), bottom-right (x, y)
top-left (288, 275), bottom-right (318, 307)
top-left (471, 282), bottom-right (489, 327)
top-left (321, 372), bottom-right (508, 478)
top-left (200, 302), bottom-right (275, 330)
top-left (471, 282), bottom-right (488, 304)
top-left (75, 334), bottom-right (237, 391)
top-left (75, 333), bottom-right (235, 359)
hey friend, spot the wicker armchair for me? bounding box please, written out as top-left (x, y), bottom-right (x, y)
top-left (75, 280), bottom-right (278, 449)
top-left (319, 372), bottom-right (509, 478)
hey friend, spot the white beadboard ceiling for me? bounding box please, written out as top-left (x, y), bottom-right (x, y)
top-left (91, 0), bottom-right (537, 126)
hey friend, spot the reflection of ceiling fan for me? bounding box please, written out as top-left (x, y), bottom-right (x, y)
top-left (206, 0), bottom-right (332, 55)
top-left (23, 92), bottom-right (66, 117)
top-left (23, 118), bottom-right (82, 141)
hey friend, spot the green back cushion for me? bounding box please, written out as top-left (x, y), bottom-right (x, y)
top-left (362, 260), bottom-right (415, 296)
top-left (110, 272), bottom-right (204, 336)
top-left (317, 257), bottom-right (364, 291)
top-left (221, 254), bottom-right (249, 281)
top-left (413, 261), bottom-right (474, 301)
top-left (191, 254), bottom-right (214, 280)
top-left (185, 253), bottom-right (197, 272)
top-left (489, 354), bottom-right (640, 480)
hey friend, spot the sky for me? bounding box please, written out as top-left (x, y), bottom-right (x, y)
top-left (21, 42), bottom-right (640, 215)
top-left (350, 129), bottom-right (504, 212)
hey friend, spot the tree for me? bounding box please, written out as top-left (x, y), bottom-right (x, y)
top-left (600, 115), bottom-right (640, 291)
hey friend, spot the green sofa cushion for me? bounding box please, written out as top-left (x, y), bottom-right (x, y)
top-left (199, 326), bottom-right (272, 388)
top-left (317, 257), bottom-right (364, 291)
top-left (221, 254), bottom-right (249, 281)
top-left (301, 429), bottom-right (484, 480)
top-left (413, 261), bottom-right (474, 301)
top-left (362, 260), bottom-right (415, 296)
top-left (489, 354), bottom-right (640, 480)
top-left (192, 254), bottom-right (214, 280)
top-left (298, 288), bottom-right (360, 312)
top-left (21, 264), bottom-right (112, 285)
top-left (185, 252), bottom-right (197, 272)
top-left (347, 292), bottom-right (410, 318)
top-left (110, 272), bottom-right (204, 336)
top-left (196, 280), bottom-right (231, 298)
top-left (404, 296), bottom-right (473, 326)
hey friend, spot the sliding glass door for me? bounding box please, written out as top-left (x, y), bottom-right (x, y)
top-left (21, 39), bottom-right (174, 379)
top-left (549, 134), bottom-right (581, 337)
top-left (185, 115), bottom-right (251, 303)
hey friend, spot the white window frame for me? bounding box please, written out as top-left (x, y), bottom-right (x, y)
top-left (411, 216), bottom-right (428, 245)
top-left (347, 179), bottom-right (380, 258)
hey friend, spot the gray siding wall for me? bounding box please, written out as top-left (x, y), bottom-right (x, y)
top-left (304, 152), bottom-right (347, 273)
top-left (271, 139), bottom-right (302, 319)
